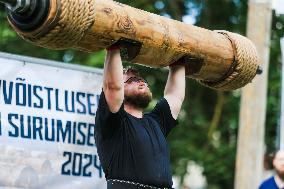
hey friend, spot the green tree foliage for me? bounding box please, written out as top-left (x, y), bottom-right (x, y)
top-left (0, 1), bottom-right (284, 188)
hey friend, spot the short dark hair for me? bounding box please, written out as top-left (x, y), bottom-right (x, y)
top-left (123, 66), bottom-right (139, 77)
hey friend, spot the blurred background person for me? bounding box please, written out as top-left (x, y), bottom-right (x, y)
top-left (259, 150), bottom-right (284, 189)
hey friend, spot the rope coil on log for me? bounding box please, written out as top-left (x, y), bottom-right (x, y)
top-left (199, 31), bottom-right (259, 91)
top-left (24, 0), bottom-right (95, 50)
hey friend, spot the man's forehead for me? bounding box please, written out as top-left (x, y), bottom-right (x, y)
top-left (275, 151), bottom-right (284, 159)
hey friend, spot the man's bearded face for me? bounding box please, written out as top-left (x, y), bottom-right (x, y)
top-left (273, 151), bottom-right (284, 180)
top-left (123, 74), bottom-right (152, 109)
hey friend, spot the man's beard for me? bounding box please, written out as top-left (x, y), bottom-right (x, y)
top-left (125, 91), bottom-right (152, 109)
top-left (276, 170), bottom-right (284, 180)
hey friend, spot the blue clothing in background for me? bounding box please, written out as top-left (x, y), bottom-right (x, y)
top-left (259, 176), bottom-right (283, 189)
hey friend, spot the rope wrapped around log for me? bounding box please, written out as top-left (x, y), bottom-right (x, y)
top-left (199, 31), bottom-right (259, 91)
top-left (7, 0), bottom-right (260, 91)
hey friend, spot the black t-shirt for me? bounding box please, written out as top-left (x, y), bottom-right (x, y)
top-left (95, 91), bottom-right (178, 188)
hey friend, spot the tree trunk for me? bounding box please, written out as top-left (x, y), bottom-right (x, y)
top-left (234, 1), bottom-right (272, 188)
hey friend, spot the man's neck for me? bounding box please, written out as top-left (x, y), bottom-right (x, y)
top-left (124, 104), bottom-right (143, 118)
top-left (275, 175), bottom-right (284, 188)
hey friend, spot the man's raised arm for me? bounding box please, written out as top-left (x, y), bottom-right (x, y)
top-left (164, 65), bottom-right (186, 119)
top-left (103, 48), bottom-right (124, 113)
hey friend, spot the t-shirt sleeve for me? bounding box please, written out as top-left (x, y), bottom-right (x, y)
top-left (95, 90), bottom-right (125, 140)
top-left (149, 98), bottom-right (178, 136)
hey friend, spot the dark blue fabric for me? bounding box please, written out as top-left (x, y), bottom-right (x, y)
top-left (95, 91), bottom-right (178, 188)
top-left (259, 176), bottom-right (282, 189)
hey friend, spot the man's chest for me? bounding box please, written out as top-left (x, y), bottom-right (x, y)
top-left (126, 118), bottom-right (168, 155)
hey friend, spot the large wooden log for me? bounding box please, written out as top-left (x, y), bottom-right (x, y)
top-left (5, 0), bottom-right (260, 90)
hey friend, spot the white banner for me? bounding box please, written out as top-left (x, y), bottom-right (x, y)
top-left (0, 53), bottom-right (106, 189)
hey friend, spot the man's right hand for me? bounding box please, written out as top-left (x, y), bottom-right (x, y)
top-left (106, 43), bottom-right (120, 51)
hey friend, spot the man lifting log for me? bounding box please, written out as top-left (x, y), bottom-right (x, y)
top-left (94, 45), bottom-right (185, 189)
top-left (0, 0), bottom-right (263, 188)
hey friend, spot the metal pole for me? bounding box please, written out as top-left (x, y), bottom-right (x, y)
top-left (280, 37), bottom-right (284, 150)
